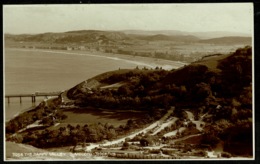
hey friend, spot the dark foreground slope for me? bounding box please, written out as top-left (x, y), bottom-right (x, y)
top-left (6, 46), bottom-right (252, 156)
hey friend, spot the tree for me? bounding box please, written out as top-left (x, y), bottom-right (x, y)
top-left (193, 82), bottom-right (212, 101)
top-left (140, 136), bottom-right (153, 147)
top-left (122, 142), bottom-right (130, 150)
top-left (106, 129), bottom-right (116, 140)
top-left (140, 138), bottom-right (149, 147)
top-left (126, 119), bottom-right (135, 129)
top-left (41, 117), bottom-right (54, 126)
top-left (118, 85), bottom-right (133, 96)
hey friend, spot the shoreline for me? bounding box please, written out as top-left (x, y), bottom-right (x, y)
top-left (5, 100), bottom-right (42, 123)
top-left (5, 96), bottom-right (58, 122)
top-left (6, 48), bottom-right (187, 70)
top-left (4, 47), bottom-right (186, 126)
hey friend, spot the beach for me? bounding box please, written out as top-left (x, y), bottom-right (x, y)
top-left (8, 48), bottom-right (187, 70)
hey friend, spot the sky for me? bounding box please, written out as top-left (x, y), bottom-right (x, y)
top-left (3, 3), bottom-right (253, 35)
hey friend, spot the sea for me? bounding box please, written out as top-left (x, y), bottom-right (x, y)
top-left (4, 48), bottom-right (156, 121)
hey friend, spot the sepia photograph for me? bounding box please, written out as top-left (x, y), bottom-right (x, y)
top-left (3, 3), bottom-right (254, 161)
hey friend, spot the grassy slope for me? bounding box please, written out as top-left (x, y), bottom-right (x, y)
top-left (191, 53), bottom-right (231, 72)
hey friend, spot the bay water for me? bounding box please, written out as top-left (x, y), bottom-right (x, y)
top-left (4, 48), bottom-right (151, 121)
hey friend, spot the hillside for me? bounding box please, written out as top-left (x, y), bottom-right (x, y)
top-left (131, 34), bottom-right (200, 42)
top-left (199, 36), bottom-right (252, 45)
top-left (121, 30), bottom-right (251, 39)
top-left (121, 30), bottom-right (186, 36)
top-left (67, 46), bottom-right (253, 156)
top-left (5, 30), bottom-right (252, 64)
top-left (5, 30), bottom-right (200, 44)
top-left (5, 46), bottom-right (252, 157)
top-left (5, 30), bottom-right (130, 44)
top-left (5, 30), bottom-right (251, 45)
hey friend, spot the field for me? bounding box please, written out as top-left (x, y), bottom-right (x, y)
top-left (57, 107), bottom-right (147, 127)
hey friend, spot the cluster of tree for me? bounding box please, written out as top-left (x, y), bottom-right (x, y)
top-left (72, 65), bottom-right (215, 111)
top-left (6, 102), bottom-right (49, 134)
top-left (9, 117), bottom-right (153, 149)
top-left (201, 46), bottom-right (252, 155)
top-left (72, 70), bottom-right (178, 110)
top-left (152, 47), bottom-right (251, 156)
top-left (217, 46), bottom-right (252, 97)
top-left (39, 109), bottom-right (68, 126)
top-left (6, 98), bottom-right (63, 134)
top-left (200, 85), bottom-right (252, 155)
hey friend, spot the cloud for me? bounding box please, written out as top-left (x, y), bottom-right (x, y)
top-left (3, 3), bottom-right (253, 34)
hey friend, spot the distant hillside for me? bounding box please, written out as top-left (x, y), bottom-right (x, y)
top-left (5, 30), bottom-right (200, 44)
top-left (121, 30), bottom-right (186, 36)
top-left (5, 30), bottom-right (251, 46)
top-left (131, 34), bottom-right (200, 42)
top-left (191, 31), bottom-right (251, 39)
top-left (199, 36), bottom-right (252, 45)
top-left (121, 30), bottom-right (251, 39)
top-left (5, 30), bottom-right (130, 44)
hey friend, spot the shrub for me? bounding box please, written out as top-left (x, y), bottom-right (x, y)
top-left (41, 117), bottom-right (54, 126)
top-left (194, 150), bottom-right (207, 157)
top-left (122, 142), bottom-right (129, 149)
top-left (162, 149), bottom-right (175, 155)
top-left (149, 149), bottom-right (160, 154)
top-left (221, 152), bottom-right (232, 158)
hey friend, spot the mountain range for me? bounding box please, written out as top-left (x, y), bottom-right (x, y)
top-left (5, 30), bottom-right (252, 45)
top-left (121, 30), bottom-right (251, 39)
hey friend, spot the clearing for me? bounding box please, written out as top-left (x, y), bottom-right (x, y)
top-left (59, 107), bottom-right (147, 127)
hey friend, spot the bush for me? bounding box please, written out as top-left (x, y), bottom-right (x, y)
top-left (149, 149), bottom-right (161, 154)
top-left (41, 117), bottom-right (54, 126)
top-left (201, 133), bottom-right (220, 148)
top-left (61, 114), bottom-right (68, 120)
top-left (194, 150), bottom-right (207, 157)
top-left (221, 152), bottom-right (232, 158)
top-left (162, 149), bottom-right (175, 155)
top-left (122, 142), bottom-right (129, 149)
top-left (8, 134), bottom-right (24, 143)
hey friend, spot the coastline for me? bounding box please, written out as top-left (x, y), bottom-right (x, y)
top-left (4, 48), bottom-right (187, 160)
top-left (5, 96), bottom-right (58, 122)
top-left (6, 48), bottom-right (187, 70)
top-left (5, 47), bottom-right (182, 123)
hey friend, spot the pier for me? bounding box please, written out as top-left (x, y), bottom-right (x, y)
top-left (5, 92), bottom-right (61, 103)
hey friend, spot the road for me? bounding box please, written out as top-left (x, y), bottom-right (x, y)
top-left (185, 111), bottom-right (205, 131)
top-left (151, 117), bottom-right (178, 135)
